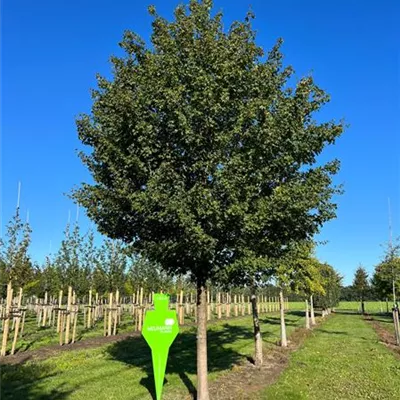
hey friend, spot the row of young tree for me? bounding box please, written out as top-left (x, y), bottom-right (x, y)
top-left (1, 206), bottom-right (341, 310)
top-left (0, 209), bottom-right (175, 299)
top-left (2, 2), bottom-right (345, 398)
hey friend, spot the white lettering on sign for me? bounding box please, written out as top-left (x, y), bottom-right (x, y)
top-left (147, 326), bottom-right (173, 333)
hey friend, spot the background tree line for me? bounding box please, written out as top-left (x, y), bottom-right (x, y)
top-left (0, 207), bottom-right (342, 310)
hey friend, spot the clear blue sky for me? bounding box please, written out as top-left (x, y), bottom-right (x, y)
top-left (2, 0), bottom-right (399, 285)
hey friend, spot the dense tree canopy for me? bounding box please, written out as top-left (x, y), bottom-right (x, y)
top-left (371, 241), bottom-right (400, 302)
top-left (352, 266), bottom-right (369, 299)
top-left (313, 263), bottom-right (342, 309)
top-left (0, 209), bottom-right (33, 293)
top-left (72, 2), bottom-right (344, 396)
top-left (73, 0), bottom-right (344, 287)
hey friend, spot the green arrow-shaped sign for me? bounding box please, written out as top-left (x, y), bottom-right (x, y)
top-left (142, 294), bottom-right (179, 400)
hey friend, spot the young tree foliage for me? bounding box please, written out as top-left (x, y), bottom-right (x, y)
top-left (39, 256), bottom-right (62, 297)
top-left (371, 240), bottom-right (400, 304)
top-left (284, 241), bottom-right (324, 328)
top-left (352, 265), bottom-right (369, 314)
top-left (98, 239), bottom-right (127, 293)
top-left (128, 255), bottom-right (174, 294)
top-left (72, 1), bottom-right (344, 397)
top-left (313, 263), bottom-right (342, 310)
top-left (80, 229), bottom-right (98, 295)
top-left (54, 223), bottom-right (83, 295)
top-left (0, 209), bottom-right (34, 291)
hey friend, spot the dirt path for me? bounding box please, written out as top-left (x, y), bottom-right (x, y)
top-left (208, 318), bottom-right (323, 400)
top-left (365, 314), bottom-right (400, 358)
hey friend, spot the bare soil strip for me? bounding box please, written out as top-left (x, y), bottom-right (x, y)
top-left (208, 320), bottom-right (322, 400)
top-left (0, 330), bottom-right (142, 365)
top-left (365, 314), bottom-right (400, 358)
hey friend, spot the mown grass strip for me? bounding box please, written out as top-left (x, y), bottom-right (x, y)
top-left (259, 312), bottom-right (400, 400)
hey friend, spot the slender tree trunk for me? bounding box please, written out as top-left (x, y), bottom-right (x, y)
top-left (393, 307), bottom-right (400, 345)
top-left (197, 281), bottom-right (209, 400)
top-left (279, 288), bottom-right (287, 347)
top-left (361, 296), bottom-right (365, 315)
top-left (250, 287), bottom-right (263, 366)
top-left (310, 295), bottom-right (316, 326)
top-left (305, 298), bottom-right (310, 329)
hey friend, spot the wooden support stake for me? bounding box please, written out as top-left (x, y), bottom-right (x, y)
top-left (1, 282), bottom-right (13, 356)
top-left (72, 308), bottom-right (78, 344)
top-left (103, 307), bottom-right (107, 336)
top-left (57, 290), bottom-right (63, 333)
top-left (42, 292), bottom-right (48, 327)
top-left (87, 289), bottom-right (92, 329)
top-left (11, 287), bottom-right (23, 355)
top-left (20, 311), bottom-right (26, 338)
top-left (113, 290), bottom-right (119, 336)
top-left (65, 286), bottom-right (72, 345)
top-left (108, 292), bottom-right (113, 336)
top-left (59, 312), bottom-right (65, 346)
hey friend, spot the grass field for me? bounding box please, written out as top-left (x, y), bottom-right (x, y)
top-left (6, 311), bottom-right (138, 354)
top-left (3, 310), bottom-right (400, 399)
top-left (259, 312), bottom-right (400, 399)
top-left (4, 305), bottom-right (287, 355)
top-left (336, 301), bottom-right (389, 313)
top-left (3, 301), bottom-right (390, 356)
top-left (1, 312), bottom-right (306, 400)
top-left (289, 301), bottom-right (390, 314)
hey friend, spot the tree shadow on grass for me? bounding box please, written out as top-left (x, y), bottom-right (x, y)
top-left (286, 310), bottom-right (307, 318)
top-left (0, 362), bottom-right (74, 400)
top-left (106, 323), bottom-right (252, 400)
top-left (316, 329), bottom-right (350, 336)
top-left (334, 310), bottom-right (361, 315)
top-left (371, 316), bottom-right (393, 324)
top-left (260, 315), bottom-right (302, 328)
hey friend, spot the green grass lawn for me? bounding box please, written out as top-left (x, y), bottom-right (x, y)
top-left (6, 311), bottom-right (138, 354)
top-left (1, 311), bottom-right (306, 400)
top-left (336, 301), bottom-right (389, 314)
top-left (259, 312), bottom-right (400, 400)
top-left (5, 304), bottom-right (287, 354)
top-left (287, 301), bottom-right (305, 311)
top-left (289, 301), bottom-right (390, 314)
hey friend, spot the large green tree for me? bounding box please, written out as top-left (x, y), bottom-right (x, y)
top-left (73, 1), bottom-right (343, 397)
top-left (371, 240), bottom-right (400, 304)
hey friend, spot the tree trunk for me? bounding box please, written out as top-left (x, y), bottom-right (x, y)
top-left (250, 287), bottom-right (263, 366)
top-left (392, 307), bottom-right (400, 345)
top-left (196, 281), bottom-right (209, 400)
top-left (305, 298), bottom-right (310, 329)
top-left (361, 298), bottom-right (365, 315)
top-left (310, 295), bottom-right (316, 326)
top-left (279, 288), bottom-right (287, 347)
